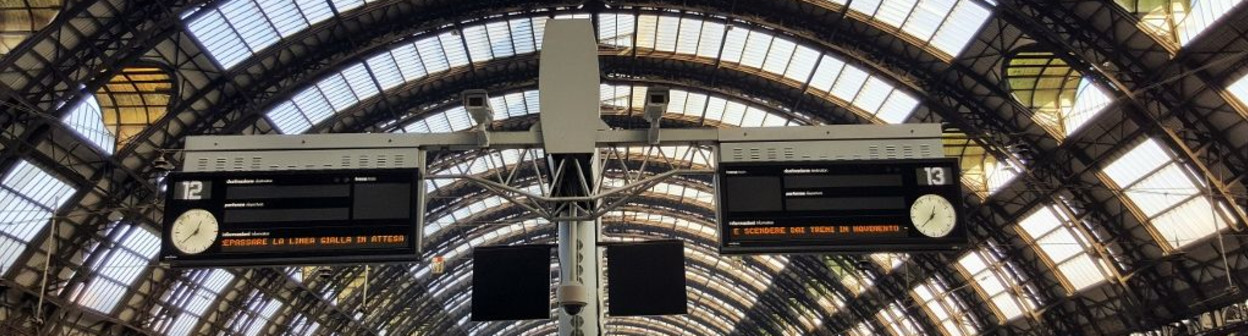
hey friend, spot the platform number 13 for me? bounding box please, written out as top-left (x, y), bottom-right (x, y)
top-left (922, 167), bottom-right (948, 186)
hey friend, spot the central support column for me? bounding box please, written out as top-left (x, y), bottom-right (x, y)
top-left (539, 19), bottom-right (604, 336)
top-left (551, 154), bottom-right (601, 336)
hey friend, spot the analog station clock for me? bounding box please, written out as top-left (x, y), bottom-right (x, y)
top-left (171, 209), bottom-right (218, 254)
top-left (909, 194), bottom-right (956, 238)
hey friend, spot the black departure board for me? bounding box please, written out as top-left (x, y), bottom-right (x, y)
top-left (718, 158), bottom-right (966, 254)
top-left (160, 169), bottom-right (422, 267)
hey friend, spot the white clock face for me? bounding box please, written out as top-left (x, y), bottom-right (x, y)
top-left (910, 194), bottom-right (956, 238)
top-left (171, 209), bottom-right (218, 255)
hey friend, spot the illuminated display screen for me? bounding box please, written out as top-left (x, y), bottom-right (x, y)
top-left (160, 169), bottom-right (421, 267)
top-left (718, 158), bottom-right (966, 254)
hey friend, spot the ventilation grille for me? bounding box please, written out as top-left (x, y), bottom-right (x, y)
top-left (721, 140), bottom-right (941, 163)
top-left (190, 150), bottom-right (417, 172)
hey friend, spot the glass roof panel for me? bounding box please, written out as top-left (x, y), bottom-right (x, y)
top-left (876, 301), bottom-right (923, 336)
top-left (74, 225), bottom-right (160, 313)
top-left (1177, 0), bottom-right (1247, 45)
top-left (1230, 73), bottom-right (1248, 109)
top-left (1016, 205), bottom-right (1109, 291)
top-left (929, 0), bottom-right (992, 56)
top-left (957, 248), bottom-right (1033, 321)
top-left (262, 13), bottom-right (918, 132)
top-left (63, 94), bottom-right (115, 155)
top-left (824, 0), bottom-right (993, 57)
top-left (912, 276), bottom-right (978, 336)
top-left (256, 0), bottom-right (309, 38)
top-left (1104, 138), bottom-right (1236, 249)
top-left (165, 269), bottom-right (235, 336)
top-left (0, 161), bottom-right (75, 272)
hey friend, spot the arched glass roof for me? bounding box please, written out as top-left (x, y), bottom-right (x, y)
top-left (4, 0), bottom-right (1248, 335)
top-left (261, 13), bottom-right (919, 134)
top-left (186, 0), bottom-right (994, 71)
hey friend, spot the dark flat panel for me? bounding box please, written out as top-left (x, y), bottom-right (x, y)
top-left (226, 185), bottom-right (350, 199)
top-left (723, 176), bottom-right (782, 212)
top-left (785, 196), bottom-right (906, 211)
top-left (607, 240), bottom-right (687, 316)
top-left (223, 208), bottom-right (349, 223)
top-left (783, 174), bottom-right (902, 188)
top-left (353, 183), bottom-right (411, 219)
top-left (472, 245), bottom-right (552, 321)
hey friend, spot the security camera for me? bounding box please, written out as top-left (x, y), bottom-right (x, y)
top-left (643, 88), bottom-right (669, 123)
top-left (557, 284), bottom-right (588, 316)
top-left (462, 89), bottom-right (494, 131)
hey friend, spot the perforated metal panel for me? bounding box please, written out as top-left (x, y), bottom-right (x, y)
top-left (184, 148), bottom-right (421, 172)
top-left (719, 139), bottom-right (941, 163)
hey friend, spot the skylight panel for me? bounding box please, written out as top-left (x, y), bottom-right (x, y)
top-left (365, 53), bottom-right (404, 91)
top-left (63, 94), bottom-right (114, 155)
top-left (1062, 78), bottom-right (1112, 136)
top-left (74, 225), bottom-right (160, 313)
top-left (1103, 138), bottom-right (1168, 185)
top-left (849, 0), bottom-right (884, 17)
top-left (415, 37), bottom-right (450, 73)
top-left (849, 321), bottom-right (875, 336)
top-left (1228, 73), bottom-right (1248, 107)
top-left (783, 46), bottom-right (819, 82)
top-left (295, 0), bottom-right (334, 25)
top-left (676, 18), bottom-right (702, 55)
top-left (739, 31), bottom-right (773, 69)
top-left (696, 21), bottom-right (726, 58)
top-left (912, 277), bottom-right (978, 336)
top-left (870, 253), bottom-right (907, 271)
top-left (654, 16), bottom-right (680, 52)
top-left (808, 55), bottom-right (846, 92)
top-left (719, 26), bottom-right (749, 63)
top-left (266, 101), bottom-right (310, 134)
top-left (1177, 0), bottom-right (1247, 45)
top-left (1103, 138), bottom-right (1235, 249)
top-left (219, 0), bottom-right (279, 52)
top-left (316, 74), bottom-right (359, 112)
top-left (0, 161), bottom-right (74, 273)
top-left (704, 97), bottom-right (729, 122)
top-left (186, 10), bottom-right (252, 69)
top-left (290, 88), bottom-right (334, 128)
top-left (831, 66), bottom-right (870, 102)
top-left (904, 0), bottom-right (955, 41)
top-left (957, 248), bottom-right (1033, 321)
top-left (486, 21), bottom-right (515, 58)
top-left (244, 299), bottom-right (282, 336)
top-left (852, 77), bottom-right (893, 115)
top-left (761, 37), bottom-right (797, 75)
top-left (683, 92), bottom-right (709, 119)
top-left (599, 13), bottom-right (635, 47)
top-left (341, 63), bottom-right (380, 99)
top-left (331, 0), bottom-right (365, 12)
top-left (876, 301), bottom-right (922, 336)
top-left (511, 18), bottom-right (538, 53)
top-left (667, 90), bottom-right (690, 115)
top-left (438, 33), bottom-right (470, 68)
top-left (166, 269), bottom-right (235, 336)
top-left (877, 90), bottom-right (919, 124)
top-left (929, 0), bottom-right (991, 56)
top-left (256, 0), bottom-right (309, 37)
top-left (463, 25), bottom-right (493, 62)
top-left (1016, 205), bottom-right (1108, 292)
top-left (875, 0), bottom-right (918, 28)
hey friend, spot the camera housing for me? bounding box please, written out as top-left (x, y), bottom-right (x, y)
top-left (462, 89), bottom-right (495, 128)
top-left (643, 88), bottom-right (670, 123)
top-left (557, 284), bottom-right (589, 316)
